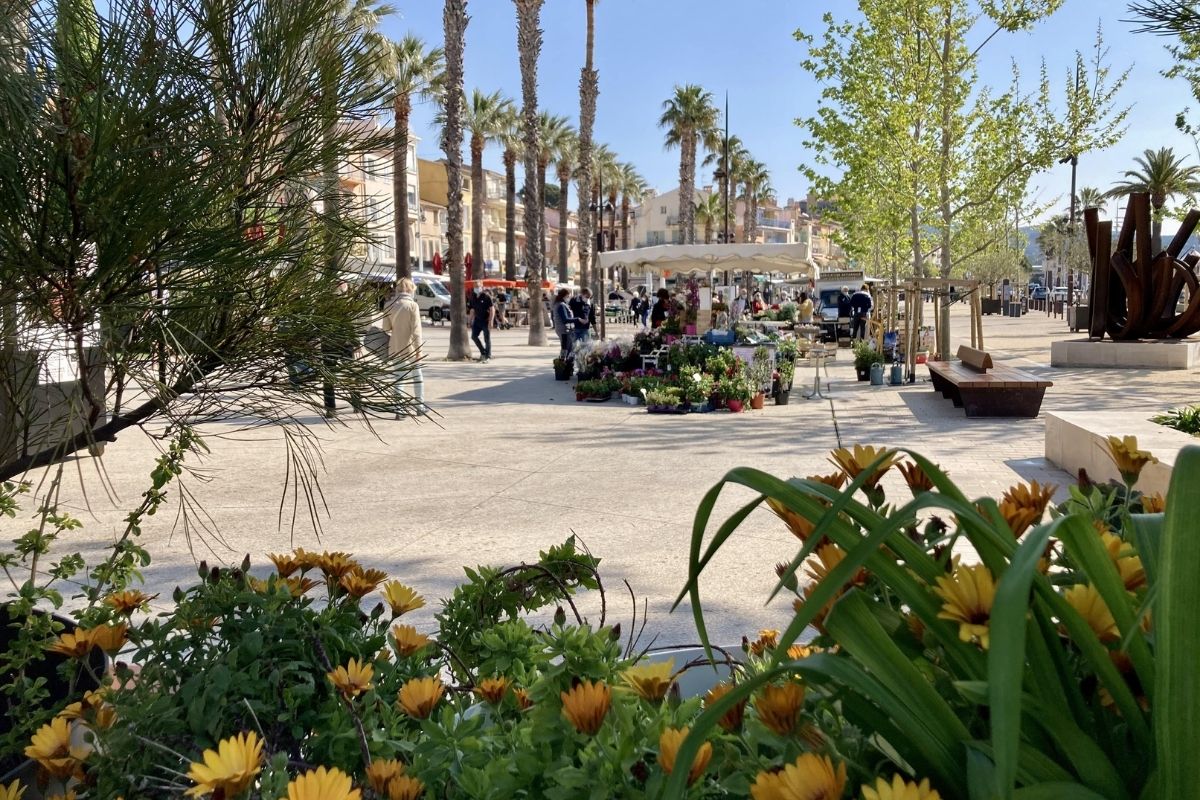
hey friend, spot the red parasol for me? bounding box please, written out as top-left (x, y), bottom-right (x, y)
top-left (432, 251), bottom-right (443, 275)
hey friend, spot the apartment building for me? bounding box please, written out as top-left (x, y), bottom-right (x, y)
top-left (419, 159), bottom-right (526, 275)
top-left (631, 187), bottom-right (710, 247)
top-left (342, 120), bottom-right (419, 277)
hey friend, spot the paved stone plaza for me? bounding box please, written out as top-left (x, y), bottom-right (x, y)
top-left (26, 304), bottom-right (1199, 646)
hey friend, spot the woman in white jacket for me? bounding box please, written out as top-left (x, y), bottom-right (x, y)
top-left (381, 277), bottom-right (424, 416)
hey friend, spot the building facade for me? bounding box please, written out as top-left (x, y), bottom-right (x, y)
top-left (342, 120), bottom-right (419, 277)
top-left (419, 158), bottom-right (526, 275)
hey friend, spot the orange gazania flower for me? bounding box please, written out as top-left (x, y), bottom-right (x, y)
top-left (327, 658), bottom-right (374, 698)
top-left (284, 766), bottom-right (361, 800)
top-left (316, 552), bottom-right (359, 580)
top-left (398, 677), bottom-right (444, 719)
top-left (365, 759), bottom-right (405, 794)
top-left (560, 680), bottom-right (611, 735)
top-left (754, 681), bottom-right (805, 735)
top-left (897, 461), bottom-right (937, 495)
top-left (513, 687), bottom-right (534, 710)
top-left (658, 727), bottom-right (712, 786)
top-left (381, 581), bottom-right (426, 617)
top-left (829, 445), bottom-right (899, 489)
top-left (621, 659), bottom-right (674, 702)
top-left (385, 775), bottom-right (424, 800)
top-left (267, 552), bottom-right (302, 577)
top-left (59, 689), bottom-right (115, 729)
top-left (750, 753), bottom-right (846, 800)
top-left (703, 682), bottom-right (747, 732)
top-left (997, 481), bottom-right (1057, 537)
top-left (104, 590), bottom-right (157, 615)
top-left (805, 542), bottom-right (868, 587)
top-left (767, 497), bottom-right (819, 541)
top-left (85, 623), bottom-right (128, 655)
top-left (862, 774), bottom-right (942, 800)
top-left (339, 571), bottom-right (383, 599)
top-left (292, 548), bottom-right (322, 571)
top-left (474, 676), bottom-right (510, 705)
top-left (1141, 492), bottom-right (1166, 514)
top-left (391, 624), bottom-right (431, 658)
top-left (46, 629), bottom-right (94, 659)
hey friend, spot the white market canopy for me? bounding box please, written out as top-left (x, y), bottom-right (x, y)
top-left (597, 243), bottom-right (818, 278)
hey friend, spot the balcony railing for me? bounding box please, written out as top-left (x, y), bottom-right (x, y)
top-left (756, 216), bottom-right (792, 230)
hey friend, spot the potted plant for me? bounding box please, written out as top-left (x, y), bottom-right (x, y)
top-left (552, 357), bottom-right (573, 381)
top-left (718, 374), bottom-right (751, 413)
top-left (749, 347), bottom-right (773, 409)
top-left (852, 340), bottom-right (883, 381)
top-left (645, 386), bottom-right (686, 414)
top-left (682, 370), bottom-right (713, 411)
top-left (774, 358), bottom-right (795, 406)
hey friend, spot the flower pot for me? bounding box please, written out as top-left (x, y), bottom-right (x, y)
top-left (870, 363), bottom-right (885, 385)
top-left (553, 362), bottom-right (573, 381)
top-left (709, 393), bottom-right (725, 410)
top-left (750, 392), bottom-right (765, 410)
top-left (855, 365), bottom-right (871, 381)
top-left (775, 390), bottom-right (790, 406)
top-left (621, 393), bottom-right (639, 406)
top-left (726, 399), bottom-right (745, 413)
top-left (685, 324), bottom-right (697, 335)
top-left (575, 392), bottom-right (585, 402)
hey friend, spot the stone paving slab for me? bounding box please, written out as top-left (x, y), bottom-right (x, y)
top-left (6, 303), bottom-right (1198, 647)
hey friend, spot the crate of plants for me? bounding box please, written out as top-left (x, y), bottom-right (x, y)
top-left (644, 386), bottom-right (688, 414)
top-left (574, 377), bottom-right (618, 402)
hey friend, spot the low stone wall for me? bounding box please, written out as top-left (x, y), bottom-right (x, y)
top-left (1050, 338), bottom-right (1200, 369)
top-left (1044, 411), bottom-right (1193, 498)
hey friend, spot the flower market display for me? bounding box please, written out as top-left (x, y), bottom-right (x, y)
top-left (559, 330), bottom-right (801, 414)
top-left (3, 434), bottom-right (1198, 799)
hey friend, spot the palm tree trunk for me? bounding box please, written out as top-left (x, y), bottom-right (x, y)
top-left (576, 0), bottom-right (598, 295)
top-left (558, 166), bottom-right (570, 282)
top-left (471, 134), bottom-right (485, 281)
top-left (443, 0), bottom-right (470, 360)
top-left (679, 130), bottom-right (695, 245)
top-left (742, 183), bottom-right (753, 243)
top-left (621, 195), bottom-right (630, 250)
top-left (538, 158), bottom-right (550, 277)
top-left (394, 94), bottom-right (412, 278)
top-left (516, 0), bottom-right (546, 346)
top-left (704, 216), bottom-right (712, 245)
top-left (504, 148), bottom-right (517, 281)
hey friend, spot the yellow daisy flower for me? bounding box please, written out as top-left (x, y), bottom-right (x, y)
top-left (390, 624), bottom-right (431, 658)
top-left (862, 774), bottom-right (942, 800)
top-left (934, 563), bottom-right (995, 650)
top-left (703, 682), bottom-right (747, 732)
top-left (1063, 584), bottom-right (1119, 642)
top-left (267, 552), bottom-right (302, 577)
top-left (754, 681), bottom-right (805, 736)
top-left (620, 659), bottom-right (674, 702)
top-left (1105, 435), bottom-right (1158, 486)
top-left (103, 590), bottom-right (157, 615)
top-left (0, 780), bottom-right (24, 800)
top-left (474, 676), bottom-right (510, 705)
top-left (385, 775), bottom-right (425, 800)
top-left (24, 717), bottom-right (90, 780)
top-left (998, 481), bottom-right (1057, 537)
top-left (45, 629), bottom-right (94, 659)
top-left (327, 658), bottom-right (374, 699)
top-left (185, 731), bottom-right (263, 798)
top-left (84, 623), bottom-right (128, 655)
top-left (364, 759), bottom-right (404, 794)
top-left (829, 445), bottom-right (899, 489)
top-left (750, 753), bottom-right (846, 800)
top-left (897, 461), bottom-right (937, 495)
top-left (381, 582), bottom-right (426, 617)
top-left (285, 766), bottom-right (361, 800)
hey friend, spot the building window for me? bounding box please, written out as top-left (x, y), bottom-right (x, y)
top-left (660, 206), bottom-right (667, 215)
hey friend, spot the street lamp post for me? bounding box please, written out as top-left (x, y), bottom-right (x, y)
top-left (1060, 153), bottom-right (1078, 308)
top-left (590, 173), bottom-right (614, 339)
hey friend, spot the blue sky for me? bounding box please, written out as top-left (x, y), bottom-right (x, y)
top-left (385, 1), bottom-right (1195, 225)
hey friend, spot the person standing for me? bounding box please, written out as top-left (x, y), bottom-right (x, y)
top-left (850, 283), bottom-right (873, 341)
top-left (650, 287), bottom-right (671, 329)
top-left (570, 288), bottom-right (596, 343)
top-left (797, 291), bottom-right (815, 325)
top-left (639, 289), bottom-right (651, 328)
top-left (551, 288), bottom-right (580, 360)
top-left (381, 277), bottom-right (424, 417)
top-left (628, 293), bottom-right (643, 327)
top-left (468, 280), bottom-right (494, 362)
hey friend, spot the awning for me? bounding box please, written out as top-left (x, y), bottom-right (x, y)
top-left (597, 243), bottom-right (818, 278)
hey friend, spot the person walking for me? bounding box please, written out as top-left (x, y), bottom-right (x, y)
top-left (639, 289), bottom-right (651, 328)
top-left (381, 277), bottom-right (424, 417)
top-left (850, 283), bottom-right (873, 341)
top-left (650, 287), bottom-right (671, 329)
top-left (628, 293), bottom-right (643, 327)
top-left (468, 280), bottom-right (494, 361)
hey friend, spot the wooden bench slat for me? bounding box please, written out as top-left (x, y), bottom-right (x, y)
top-left (927, 349), bottom-right (1051, 417)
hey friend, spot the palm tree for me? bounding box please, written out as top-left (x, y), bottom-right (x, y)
top-left (461, 89), bottom-right (511, 280)
top-left (738, 159), bottom-right (769, 243)
top-left (383, 35), bottom-right (443, 279)
top-left (441, 0), bottom-right (470, 360)
top-left (659, 84), bottom-right (718, 245)
top-left (1076, 186), bottom-right (1106, 214)
top-left (496, 106), bottom-right (521, 281)
top-left (590, 144), bottom-right (617, 249)
top-left (702, 134), bottom-right (744, 242)
top-left (617, 162), bottom-right (646, 250)
top-left (1107, 147), bottom-right (1200, 250)
top-left (536, 112), bottom-right (571, 268)
top-left (514, 0), bottom-right (546, 346)
top-left (554, 130), bottom-right (578, 282)
top-left (695, 191), bottom-right (722, 244)
top-left (576, 0), bottom-right (600, 293)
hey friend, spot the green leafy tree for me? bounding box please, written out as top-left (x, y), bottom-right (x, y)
top-left (617, 162), bottom-right (647, 252)
top-left (659, 84), bottom-right (719, 245)
top-left (0, 0), bottom-right (415, 484)
top-left (1106, 147), bottom-right (1200, 250)
top-left (695, 192), bottom-right (722, 244)
top-left (799, 4), bottom-right (1128, 355)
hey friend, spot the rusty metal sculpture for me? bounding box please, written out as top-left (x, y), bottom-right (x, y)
top-left (1085, 191), bottom-right (1200, 340)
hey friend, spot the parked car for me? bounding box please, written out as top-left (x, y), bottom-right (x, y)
top-left (1050, 287), bottom-right (1068, 302)
top-left (1030, 286), bottom-right (1048, 301)
top-left (412, 271), bottom-right (452, 323)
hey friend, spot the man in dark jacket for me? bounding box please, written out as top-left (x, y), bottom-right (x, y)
top-left (850, 284), bottom-right (873, 341)
top-left (468, 281), bottom-right (494, 361)
top-left (569, 289), bottom-right (596, 342)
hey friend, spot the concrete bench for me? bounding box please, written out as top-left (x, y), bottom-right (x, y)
top-left (927, 345), bottom-right (1051, 418)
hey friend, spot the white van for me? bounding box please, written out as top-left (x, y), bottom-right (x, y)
top-left (411, 271), bottom-right (452, 323)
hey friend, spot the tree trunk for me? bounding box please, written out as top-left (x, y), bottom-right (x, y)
top-left (538, 158), bottom-right (550, 277)
top-left (504, 148), bottom-right (517, 281)
top-left (471, 133), bottom-right (485, 281)
top-left (576, 0), bottom-right (598, 295)
top-left (443, 0), bottom-right (470, 360)
top-left (621, 195), bottom-right (630, 250)
top-left (937, 12), bottom-right (953, 360)
top-left (516, 0), bottom-right (546, 346)
top-left (394, 94), bottom-right (412, 278)
top-left (743, 182), bottom-right (753, 243)
top-left (678, 129), bottom-right (694, 245)
top-left (719, 170), bottom-right (729, 242)
top-left (704, 216), bottom-right (712, 244)
top-left (557, 164), bottom-right (570, 282)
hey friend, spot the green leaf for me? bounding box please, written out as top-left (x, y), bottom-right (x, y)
top-left (1012, 785), bottom-right (1110, 800)
top-left (1155, 445), bottom-right (1200, 800)
top-left (1128, 513), bottom-right (1163, 588)
top-left (988, 524), bottom-right (1053, 799)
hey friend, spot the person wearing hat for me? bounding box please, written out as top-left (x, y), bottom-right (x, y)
top-left (850, 283), bottom-right (874, 340)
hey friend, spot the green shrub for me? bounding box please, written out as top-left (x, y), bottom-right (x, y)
top-left (1153, 404), bottom-right (1200, 435)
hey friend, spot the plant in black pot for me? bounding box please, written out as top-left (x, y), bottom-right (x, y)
top-left (774, 356), bottom-right (795, 406)
top-left (852, 340), bottom-right (883, 381)
top-left (552, 357), bottom-right (573, 381)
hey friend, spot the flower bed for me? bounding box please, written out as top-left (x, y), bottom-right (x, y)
top-left (6, 435), bottom-right (1197, 800)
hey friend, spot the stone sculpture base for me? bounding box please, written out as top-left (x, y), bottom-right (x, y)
top-left (1050, 339), bottom-right (1200, 370)
top-left (1044, 411), bottom-right (1188, 498)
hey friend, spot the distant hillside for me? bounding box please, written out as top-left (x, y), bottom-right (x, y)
top-left (1019, 224), bottom-right (1200, 267)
